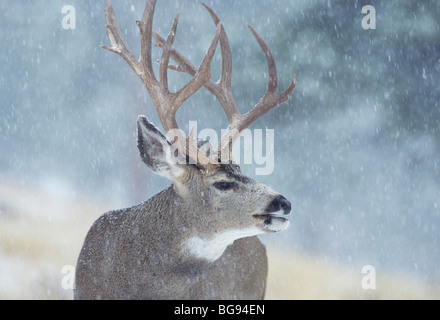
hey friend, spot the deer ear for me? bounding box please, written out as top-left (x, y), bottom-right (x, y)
top-left (137, 115), bottom-right (184, 180)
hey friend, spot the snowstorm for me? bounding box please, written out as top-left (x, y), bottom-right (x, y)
top-left (1, 0), bottom-right (439, 299)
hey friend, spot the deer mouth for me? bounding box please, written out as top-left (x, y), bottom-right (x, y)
top-left (253, 196), bottom-right (291, 232)
top-left (253, 213), bottom-right (290, 232)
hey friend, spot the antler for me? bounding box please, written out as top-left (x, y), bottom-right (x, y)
top-left (152, 3), bottom-right (296, 162)
top-left (100, 0), bottom-right (221, 165)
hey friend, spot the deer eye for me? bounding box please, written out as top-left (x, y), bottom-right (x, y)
top-left (213, 181), bottom-right (238, 191)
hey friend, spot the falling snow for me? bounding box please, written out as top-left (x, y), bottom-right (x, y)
top-left (1, 0), bottom-right (440, 299)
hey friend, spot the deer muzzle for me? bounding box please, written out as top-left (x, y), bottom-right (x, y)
top-left (253, 195), bottom-right (291, 232)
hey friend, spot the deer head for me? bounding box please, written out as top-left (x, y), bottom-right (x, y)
top-left (136, 115), bottom-right (292, 262)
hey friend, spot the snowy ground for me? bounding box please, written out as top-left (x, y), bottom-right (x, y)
top-left (0, 179), bottom-right (101, 299)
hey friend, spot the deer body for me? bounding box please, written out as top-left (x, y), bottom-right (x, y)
top-left (75, 0), bottom-right (295, 300)
top-left (75, 186), bottom-right (267, 299)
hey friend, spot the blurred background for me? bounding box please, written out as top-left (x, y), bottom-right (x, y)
top-left (1, 0), bottom-right (439, 299)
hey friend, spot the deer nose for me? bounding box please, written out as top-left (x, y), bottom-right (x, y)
top-left (267, 196), bottom-right (291, 214)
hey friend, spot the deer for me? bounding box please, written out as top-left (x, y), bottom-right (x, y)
top-left (74, 0), bottom-right (296, 300)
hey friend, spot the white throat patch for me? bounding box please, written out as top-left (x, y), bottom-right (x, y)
top-left (184, 227), bottom-right (262, 262)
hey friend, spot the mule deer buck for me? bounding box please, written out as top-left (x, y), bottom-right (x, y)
top-left (74, 0), bottom-right (296, 300)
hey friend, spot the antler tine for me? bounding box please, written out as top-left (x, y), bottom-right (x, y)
top-left (173, 22), bottom-right (222, 112)
top-left (153, 30), bottom-right (197, 75)
top-left (216, 24), bottom-right (296, 158)
top-left (247, 24), bottom-right (277, 94)
top-left (137, 0), bottom-right (158, 87)
top-left (217, 23), bottom-right (296, 158)
top-left (232, 24), bottom-right (297, 134)
top-left (159, 12), bottom-right (180, 94)
top-left (200, 3), bottom-right (241, 125)
top-left (100, 0), bottom-right (142, 76)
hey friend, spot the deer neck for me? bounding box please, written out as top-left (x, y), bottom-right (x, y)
top-left (141, 184), bottom-right (261, 266)
top-left (183, 227), bottom-right (261, 262)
